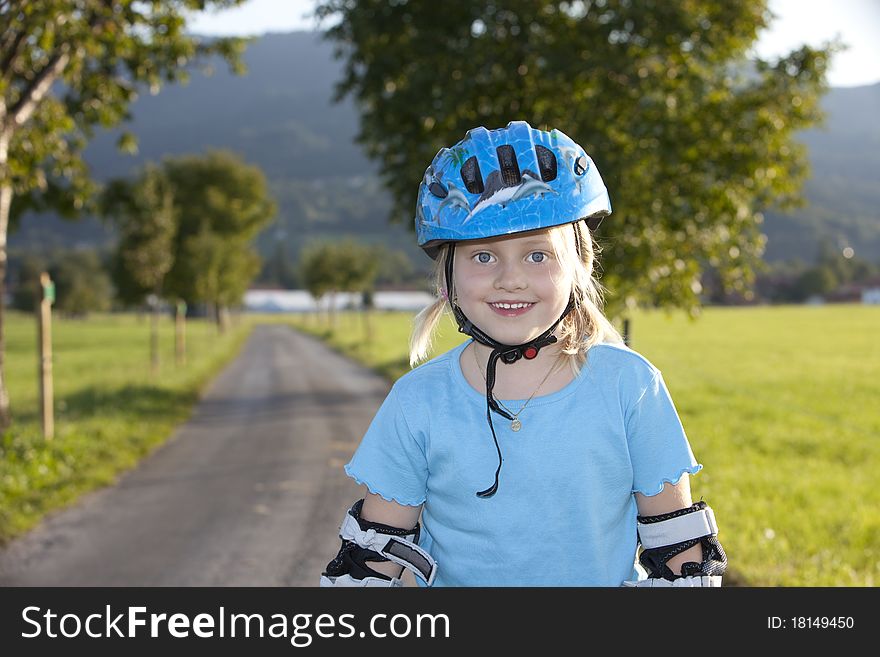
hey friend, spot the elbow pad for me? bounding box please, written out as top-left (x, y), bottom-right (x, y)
top-left (624, 501), bottom-right (727, 587)
top-left (320, 499), bottom-right (437, 587)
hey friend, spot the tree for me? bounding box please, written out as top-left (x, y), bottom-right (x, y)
top-left (316, 0), bottom-right (833, 316)
top-left (11, 252), bottom-right (48, 311)
top-left (103, 151), bottom-right (275, 332)
top-left (815, 240), bottom-right (876, 287)
top-left (102, 165), bottom-right (177, 306)
top-left (299, 241), bottom-right (343, 324)
top-left (335, 239), bottom-right (379, 341)
top-left (792, 266), bottom-right (836, 301)
top-left (372, 245), bottom-right (415, 287)
top-left (337, 240), bottom-right (379, 298)
top-left (101, 164), bottom-right (177, 371)
top-left (0, 0), bottom-right (249, 429)
top-left (162, 150), bottom-right (276, 329)
top-left (184, 225), bottom-right (261, 332)
top-left (49, 249), bottom-right (114, 316)
top-left (299, 239), bottom-right (380, 329)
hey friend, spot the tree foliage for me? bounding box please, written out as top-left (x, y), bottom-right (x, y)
top-left (11, 252), bottom-right (49, 311)
top-left (184, 224), bottom-right (261, 308)
top-left (161, 150), bottom-right (276, 308)
top-left (1, 0), bottom-right (247, 225)
top-left (11, 248), bottom-right (113, 314)
top-left (101, 165), bottom-right (176, 305)
top-left (316, 0), bottom-right (834, 313)
top-left (49, 249), bottom-right (114, 316)
top-left (299, 239), bottom-right (380, 302)
top-left (0, 0), bottom-right (249, 428)
top-left (100, 151), bottom-right (276, 316)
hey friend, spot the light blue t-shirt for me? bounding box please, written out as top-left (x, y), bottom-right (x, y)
top-left (345, 340), bottom-right (701, 587)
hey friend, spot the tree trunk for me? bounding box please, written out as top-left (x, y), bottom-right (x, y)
top-left (218, 305), bottom-right (229, 334)
top-left (0, 49), bottom-right (68, 432)
top-left (329, 292), bottom-right (337, 329)
top-left (361, 305), bottom-right (373, 345)
top-left (175, 301), bottom-right (186, 366)
top-left (0, 130), bottom-right (13, 431)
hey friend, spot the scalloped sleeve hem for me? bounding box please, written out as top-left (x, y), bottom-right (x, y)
top-left (633, 463), bottom-right (703, 497)
top-left (344, 464), bottom-right (427, 507)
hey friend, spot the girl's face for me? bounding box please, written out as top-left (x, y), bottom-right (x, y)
top-left (453, 228), bottom-right (573, 346)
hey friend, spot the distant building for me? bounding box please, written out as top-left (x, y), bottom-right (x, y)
top-left (856, 276), bottom-right (880, 305)
top-left (825, 276), bottom-right (880, 305)
top-left (825, 284), bottom-right (864, 303)
top-left (243, 289), bottom-right (435, 313)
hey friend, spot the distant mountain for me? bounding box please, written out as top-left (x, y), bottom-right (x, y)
top-left (9, 31), bottom-right (880, 273)
top-left (9, 32), bottom-right (421, 272)
top-left (763, 84), bottom-right (880, 264)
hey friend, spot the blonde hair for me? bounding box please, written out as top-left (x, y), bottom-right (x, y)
top-left (409, 222), bottom-right (623, 369)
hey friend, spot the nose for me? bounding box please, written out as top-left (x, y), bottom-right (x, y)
top-left (494, 259), bottom-right (527, 291)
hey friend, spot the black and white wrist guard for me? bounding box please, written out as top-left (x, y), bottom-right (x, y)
top-left (320, 499), bottom-right (437, 587)
top-left (624, 501), bottom-right (727, 587)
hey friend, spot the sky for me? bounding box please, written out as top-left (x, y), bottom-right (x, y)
top-left (186, 0), bottom-right (880, 87)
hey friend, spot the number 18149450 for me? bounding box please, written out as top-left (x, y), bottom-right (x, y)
top-left (768, 616), bottom-right (854, 629)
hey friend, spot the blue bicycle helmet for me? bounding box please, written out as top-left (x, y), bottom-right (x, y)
top-left (415, 120), bottom-right (611, 259)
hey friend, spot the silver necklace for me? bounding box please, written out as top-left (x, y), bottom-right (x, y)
top-left (472, 345), bottom-right (558, 432)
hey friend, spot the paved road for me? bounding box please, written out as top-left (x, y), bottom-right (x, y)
top-left (0, 324), bottom-right (411, 586)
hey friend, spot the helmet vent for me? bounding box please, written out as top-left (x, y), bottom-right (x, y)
top-left (460, 156), bottom-right (484, 194)
top-left (535, 145), bottom-right (557, 182)
top-left (496, 145), bottom-right (521, 186)
top-left (428, 181), bottom-right (448, 198)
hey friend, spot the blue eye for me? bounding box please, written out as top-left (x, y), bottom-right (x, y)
top-left (475, 252), bottom-right (492, 264)
top-left (528, 252), bottom-right (546, 263)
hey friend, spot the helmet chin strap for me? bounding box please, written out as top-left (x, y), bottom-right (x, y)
top-left (444, 243), bottom-right (575, 498)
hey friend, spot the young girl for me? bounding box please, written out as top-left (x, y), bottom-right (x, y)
top-left (320, 121), bottom-right (727, 587)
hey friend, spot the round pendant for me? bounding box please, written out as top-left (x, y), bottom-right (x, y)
top-left (510, 419), bottom-right (522, 432)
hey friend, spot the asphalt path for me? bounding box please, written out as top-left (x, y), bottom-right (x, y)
top-left (0, 324), bottom-right (414, 586)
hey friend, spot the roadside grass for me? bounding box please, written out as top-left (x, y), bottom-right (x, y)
top-left (0, 311), bottom-right (256, 544)
top-left (3, 305), bottom-right (873, 586)
top-left (289, 304), bottom-right (880, 586)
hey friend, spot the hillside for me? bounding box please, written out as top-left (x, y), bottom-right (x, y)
top-left (8, 31), bottom-right (880, 274)
top-left (763, 83), bottom-right (880, 263)
top-left (9, 32), bottom-right (421, 273)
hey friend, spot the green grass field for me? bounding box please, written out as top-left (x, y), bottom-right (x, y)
top-left (289, 304), bottom-right (880, 586)
top-left (0, 311), bottom-right (256, 544)
top-left (1, 305), bottom-right (875, 586)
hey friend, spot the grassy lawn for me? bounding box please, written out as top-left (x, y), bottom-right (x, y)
top-left (2, 304), bottom-right (874, 586)
top-left (0, 311), bottom-right (256, 544)
top-left (288, 304), bottom-right (880, 586)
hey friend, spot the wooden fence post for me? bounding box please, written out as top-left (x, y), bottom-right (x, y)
top-left (38, 272), bottom-right (55, 440)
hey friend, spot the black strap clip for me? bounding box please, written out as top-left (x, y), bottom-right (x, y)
top-left (500, 348), bottom-right (522, 364)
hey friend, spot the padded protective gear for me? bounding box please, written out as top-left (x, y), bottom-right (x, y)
top-left (623, 574), bottom-right (721, 587)
top-left (415, 121), bottom-right (611, 259)
top-left (623, 501), bottom-right (727, 587)
top-left (320, 499), bottom-right (437, 587)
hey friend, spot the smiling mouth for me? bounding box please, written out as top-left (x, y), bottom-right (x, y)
top-left (488, 301), bottom-right (535, 316)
